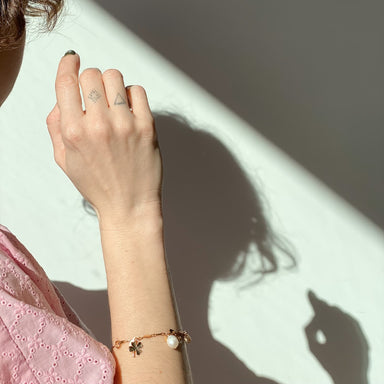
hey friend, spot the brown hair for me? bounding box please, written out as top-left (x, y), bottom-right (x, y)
top-left (0, 0), bottom-right (64, 50)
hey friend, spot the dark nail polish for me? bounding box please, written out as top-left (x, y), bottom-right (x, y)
top-left (64, 50), bottom-right (76, 57)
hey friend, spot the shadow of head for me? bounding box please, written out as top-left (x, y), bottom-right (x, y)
top-left (153, 112), bottom-right (295, 293)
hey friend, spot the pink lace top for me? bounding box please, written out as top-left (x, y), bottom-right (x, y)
top-left (0, 224), bottom-right (115, 384)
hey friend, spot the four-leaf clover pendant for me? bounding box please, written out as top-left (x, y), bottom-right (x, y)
top-left (129, 339), bottom-right (143, 357)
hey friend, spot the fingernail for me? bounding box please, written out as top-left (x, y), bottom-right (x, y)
top-left (63, 50), bottom-right (77, 57)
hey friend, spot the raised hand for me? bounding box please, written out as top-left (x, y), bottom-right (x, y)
top-left (46, 52), bottom-right (162, 227)
top-left (305, 290), bottom-right (369, 384)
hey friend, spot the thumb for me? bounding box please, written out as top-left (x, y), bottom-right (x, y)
top-left (305, 318), bottom-right (324, 356)
top-left (46, 103), bottom-right (66, 169)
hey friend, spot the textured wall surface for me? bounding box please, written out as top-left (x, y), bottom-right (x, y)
top-left (0, 1), bottom-right (382, 383)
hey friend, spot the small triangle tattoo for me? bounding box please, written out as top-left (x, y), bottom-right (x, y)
top-left (114, 93), bottom-right (126, 105)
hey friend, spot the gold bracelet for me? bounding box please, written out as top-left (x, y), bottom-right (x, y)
top-left (112, 329), bottom-right (192, 358)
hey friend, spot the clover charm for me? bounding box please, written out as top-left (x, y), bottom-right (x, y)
top-left (129, 339), bottom-right (143, 357)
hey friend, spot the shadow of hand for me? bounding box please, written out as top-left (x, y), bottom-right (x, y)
top-left (304, 290), bottom-right (369, 384)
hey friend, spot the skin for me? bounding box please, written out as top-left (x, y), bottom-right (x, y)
top-left (0, 30), bottom-right (26, 107)
top-left (47, 54), bottom-right (162, 219)
top-left (49, 54), bottom-right (190, 383)
top-left (1, 24), bottom-right (190, 381)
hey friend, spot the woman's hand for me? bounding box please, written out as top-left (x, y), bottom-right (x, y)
top-left (46, 53), bottom-right (163, 227)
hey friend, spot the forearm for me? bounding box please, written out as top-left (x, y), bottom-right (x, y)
top-left (98, 211), bottom-right (190, 384)
top-left (49, 52), bottom-right (186, 383)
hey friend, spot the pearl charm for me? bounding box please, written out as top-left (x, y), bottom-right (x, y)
top-left (167, 335), bottom-right (179, 349)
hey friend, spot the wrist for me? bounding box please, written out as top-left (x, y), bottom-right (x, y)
top-left (97, 202), bottom-right (164, 234)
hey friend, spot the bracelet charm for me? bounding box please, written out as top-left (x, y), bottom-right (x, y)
top-left (167, 334), bottom-right (179, 349)
top-left (112, 329), bottom-right (192, 358)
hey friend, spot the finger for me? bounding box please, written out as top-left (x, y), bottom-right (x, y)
top-left (305, 319), bottom-right (323, 355)
top-left (102, 69), bottom-right (131, 113)
top-left (46, 103), bottom-right (66, 167)
top-left (79, 68), bottom-right (109, 113)
top-left (126, 85), bottom-right (153, 120)
top-left (307, 290), bottom-right (329, 315)
top-left (55, 53), bottom-right (83, 121)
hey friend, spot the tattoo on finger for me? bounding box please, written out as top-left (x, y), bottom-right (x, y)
top-left (88, 89), bottom-right (102, 103)
top-left (114, 93), bottom-right (127, 106)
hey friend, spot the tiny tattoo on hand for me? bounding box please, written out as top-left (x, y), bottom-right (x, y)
top-left (88, 89), bottom-right (101, 103)
top-left (114, 93), bottom-right (127, 105)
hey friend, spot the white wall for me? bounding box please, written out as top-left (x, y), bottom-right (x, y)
top-left (0, 1), bottom-right (382, 383)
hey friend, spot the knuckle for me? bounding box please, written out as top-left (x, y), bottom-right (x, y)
top-left (63, 126), bottom-right (82, 144)
top-left (114, 115), bottom-right (131, 130)
top-left (141, 113), bottom-right (155, 127)
top-left (92, 118), bottom-right (112, 140)
top-left (115, 117), bottom-right (135, 137)
top-left (137, 120), bottom-right (156, 139)
top-left (56, 73), bottom-right (78, 88)
top-left (103, 69), bottom-right (123, 80)
top-left (80, 68), bottom-right (102, 82)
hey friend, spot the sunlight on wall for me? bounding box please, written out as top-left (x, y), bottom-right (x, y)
top-left (0, 0), bottom-right (382, 383)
